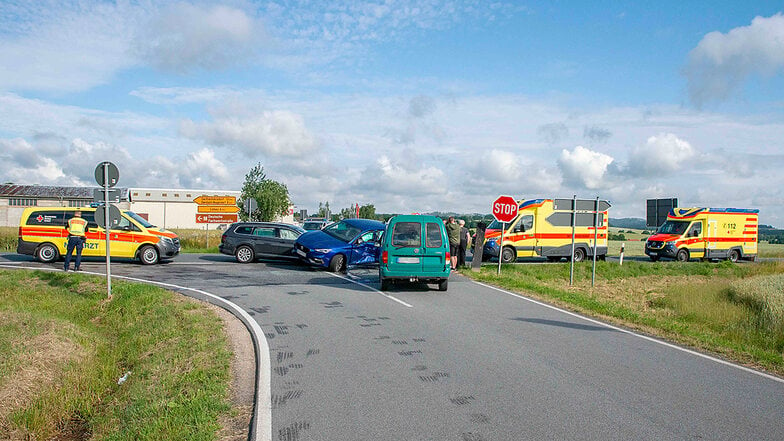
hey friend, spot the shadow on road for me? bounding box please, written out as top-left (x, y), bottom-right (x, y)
top-left (512, 317), bottom-right (619, 332)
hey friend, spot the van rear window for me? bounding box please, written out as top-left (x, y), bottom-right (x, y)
top-left (426, 223), bottom-right (443, 248)
top-left (392, 222), bottom-right (421, 247)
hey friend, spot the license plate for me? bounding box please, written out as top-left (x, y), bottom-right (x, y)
top-left (296, 249), bottom-right (306, 257)
top-left (397, 257), bottom-right (420, 264)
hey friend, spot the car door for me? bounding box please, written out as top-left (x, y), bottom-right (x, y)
top-left (422, 221), bottom-right (447, 274)
top-left (685, 221), bottom-right (705, 258)
top-left (269, 227), bottom-right (299, 257)
top-left (350, 229), bottom-right (383, 266)
top-left (80, 211), bottom-right (103, 257)
top-left (251, 226), bottom-right (277, 256)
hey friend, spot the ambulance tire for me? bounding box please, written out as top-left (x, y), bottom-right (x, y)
top-left (36, 243), bottom-right (59, 263)
top-left (501, 246), bottom-right (516, 263)
top-left (139, 245), bottom-right (159, 265)
top-left (572, 248), bottom-right (586, 262)
top-left (329, 254), bottom-right (346, 273)
top-left (235, 245), bottom-right (255, 263)
top-left (649, 255), bottom-right (660, 262)
top-left (728, 249), bottom-right (740, 263)
top-left (676, 249), bottom-right (689, 262)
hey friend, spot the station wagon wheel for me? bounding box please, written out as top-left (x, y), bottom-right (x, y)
top-left (36, 243), bottom-right (59, 263)
top-left (728, 249), bottom-right (740, 263)
top-left (676, 249), bottom-right (689, 262)
top-left (572, 248), bottom-right (586, 262)
top-left (235, 245), bottom-right (255, 263)
top-left (501, 246), bottom-right (516, 263)
top-left (328, 254), bottom-right (345, 273)
top-left (139, 245), bottom-right (159, 265)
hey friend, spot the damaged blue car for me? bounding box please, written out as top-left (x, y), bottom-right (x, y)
top-left (294, 218), bottom-right (385, 272)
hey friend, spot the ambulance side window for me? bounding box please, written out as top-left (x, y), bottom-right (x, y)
top-left (81, 212), bottom-right (98, 229)
top-left (514, 215), bottom-right (533, 233)
top-left (687, 223), bottom-right (702, 237)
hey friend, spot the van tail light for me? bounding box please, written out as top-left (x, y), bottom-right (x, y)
top-left (381, 251), bottom-right (388, 264)
top-left (445, 252), bottom-right (451, 261)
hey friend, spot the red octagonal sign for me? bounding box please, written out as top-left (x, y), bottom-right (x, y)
top-left (492, 195), bottom-right (519, 223)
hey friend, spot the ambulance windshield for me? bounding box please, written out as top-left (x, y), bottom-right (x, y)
top-left (126, 211), bottom-right (155, 229)
top-left (657, 220), bottom-right (689, 235)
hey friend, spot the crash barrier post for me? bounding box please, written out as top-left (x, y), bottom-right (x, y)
top-left (620, 243), bottom-right (625, 266)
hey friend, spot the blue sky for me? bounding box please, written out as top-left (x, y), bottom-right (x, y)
top-left (2, 1), bottom-right (784, 225)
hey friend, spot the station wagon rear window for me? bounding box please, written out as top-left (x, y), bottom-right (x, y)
top-left (392, 222), bottom-right (421, 247)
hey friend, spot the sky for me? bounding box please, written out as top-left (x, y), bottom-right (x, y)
top-left (2, 1), bottom-right (784, 225)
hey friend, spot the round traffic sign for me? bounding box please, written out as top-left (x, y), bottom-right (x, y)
top-left (95, 204), bottom-right (122, 229)
top-left (94, 161), bottom-right (119, 187)
top-left (492, 195), bottom-right (518, 223)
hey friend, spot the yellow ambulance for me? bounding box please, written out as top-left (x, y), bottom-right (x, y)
top-left (645, 207), bottom-right (758, 262)
top-left (482, 198), bottom-right (609, 263)
top-left (17, 206), bottom-right (180, 265)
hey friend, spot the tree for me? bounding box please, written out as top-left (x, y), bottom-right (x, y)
top-left (358, 204), bottom-right (376, 219)
top-left (318, 201), bottom-right (331, 219)
top-left (239, 163), bottom-right (290, 222)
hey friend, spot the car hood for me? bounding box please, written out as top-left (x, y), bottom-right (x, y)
top-left (296, 230), bottom-right (349, 249)
top-left (648, 233), bottom-right (681, 242)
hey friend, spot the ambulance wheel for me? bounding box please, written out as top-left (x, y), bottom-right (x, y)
top-left (676, 249), bottom-right (690, 262)
top-left (501, 246), bottom-right (516, 263)
top-left (572, 248), bottom-right (586, 262)
top-left (139, 245), bottom-right (159, 265)
top-left (235, 245), bottom-right (255, 263)
top-left (728, 249), bottom-right (740, 263)
top-left (329, 254), bottom-right (345, 273)
top-left (36, 243), bottom-right (59, 263)
top-left (438, 278), bottom-right (448, 291)
top-left (649, 255), bottom-right (660, 262)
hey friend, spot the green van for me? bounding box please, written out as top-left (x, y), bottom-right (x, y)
top-left (379, 215), bottom-right (451, 291)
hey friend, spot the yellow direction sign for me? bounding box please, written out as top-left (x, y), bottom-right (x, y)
top-left (197, 205), bottom-right (240, 214)
top-left (193, 195), bottom-right (236, 205)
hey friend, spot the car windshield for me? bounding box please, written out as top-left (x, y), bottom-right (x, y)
top-left (322, 221), bottom-right (362, 243)
top-left (303, 222), bottom-right (323, 230)
top-left (657, 220), bottom-right (689, 235)
top-left (125, 211), bottom-right (155, 228)
top-left (487, 220), bottom-right (505, 229)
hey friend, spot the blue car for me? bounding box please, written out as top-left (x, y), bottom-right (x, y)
top-left (294, 218), bottom-right (385, 272)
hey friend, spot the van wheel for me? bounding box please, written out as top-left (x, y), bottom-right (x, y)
top-left (380, 278), bottom-right (391, 291)
top-left (36, 243), bottom-right (59, 263)
top-left (572, 248), bottom-right (586, 262)
top-left (501, 246), bottom-right (516, 263)
top-left (676, 249), bottom-right (689, 262)
top-left (728, 249), bottom-right (740, 263)
top-left (139, 245), bottom-right (159, 265)
top-left (329, 254), bottom-right (345, 272)
top-left (438, 279), bottom-right (448, 291)
top-left (235, 245), bottom-right (254, 263)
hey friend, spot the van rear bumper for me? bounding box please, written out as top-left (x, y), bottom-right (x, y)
top-left (379, 268), bottom-right (450, 282)
top-left (16, 238), bottom-right (38, 256)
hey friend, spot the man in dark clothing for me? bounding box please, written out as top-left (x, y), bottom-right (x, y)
top-left (445, 216), bottom-right (460, 270)
top-left (457, 219), bottom-right (469, 268)
top-left (64, 210), bottom-right (87, 271)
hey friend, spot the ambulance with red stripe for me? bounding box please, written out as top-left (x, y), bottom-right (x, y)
top-left (17, 207), bottom-right (180, 265)
top-left (482, 198), bottom-right (609, 263)
top-left (645, 207), bottom-right (758, 262)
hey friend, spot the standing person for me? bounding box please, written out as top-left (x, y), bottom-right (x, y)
top-left (457, 219), bottom-right (469, 268)
top-left (445, 216), bottom-right (460, 270)
top-left (64, 210), bottom-right (87, 271)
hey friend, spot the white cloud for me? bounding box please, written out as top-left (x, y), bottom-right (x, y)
top-left (558, 145), bottom-right (614, 189)
top-left (363, 155), bottom-right (446, 195)
top-left (684, 13), bottom-right (784, 107)
top-left (627, 133), bottom-right (695, 176)
top-left (179, 111), bottom-right (318, 157)
top-left (135, 3), bottom-right (264, 72)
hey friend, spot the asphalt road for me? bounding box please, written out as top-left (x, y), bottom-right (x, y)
top-left (2, 253), bottom-right (783, 441)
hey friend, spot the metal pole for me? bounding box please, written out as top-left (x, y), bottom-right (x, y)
top-left (497, 222), bottom-right (505, 276)
top-left (569, 195), bottom-right (576, 286)
top-left (592, 196), bottom-right (599, 287)
top-left (206, 224), bottom-right (209, 249)
top-left (104, 162), bottom-right (111, 299)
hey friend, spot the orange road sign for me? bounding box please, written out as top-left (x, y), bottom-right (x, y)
top-left (196, 214), bottom-right (238, 224)
top-left (193, 195), bottom-right (237, 205)
top-left (197, 205), bottom-right (240, 213)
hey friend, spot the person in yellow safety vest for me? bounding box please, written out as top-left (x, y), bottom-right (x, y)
top-left (64, 210), bottom-right (87, 271)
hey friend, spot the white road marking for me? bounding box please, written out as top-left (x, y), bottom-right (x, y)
top-left (327, 272), bottom-right (413, 308)
top-left (472, 280), bottom-right (784, 385)
top-left (167, 262), bottom-right (217, 265)
top-left (0, 264), bottom-right (272, 441)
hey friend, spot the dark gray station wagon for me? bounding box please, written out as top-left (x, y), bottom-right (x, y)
top-left (219, 222), bottom-right (305, 263)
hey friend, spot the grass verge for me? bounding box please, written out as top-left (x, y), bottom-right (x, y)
top-left (461, 260), bottom-right (784, 376)
top-left (0, 269), bottom-right (234, 440)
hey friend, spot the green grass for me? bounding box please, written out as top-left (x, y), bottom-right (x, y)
top-left (0, 269), bottom-right (233, 440)
top-left (0, 227), bottom-right (15, 252)
top-left (171, 229), bottom-right (223, 253)
top-left (462, 260), bottom-right (784, 375)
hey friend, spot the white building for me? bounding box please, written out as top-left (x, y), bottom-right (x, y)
top-left (0, 185), bottom-right (295, 229)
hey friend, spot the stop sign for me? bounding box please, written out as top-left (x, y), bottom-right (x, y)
top-left (492, 195), bottom-right (518, 223)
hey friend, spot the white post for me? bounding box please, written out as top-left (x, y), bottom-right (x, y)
top-left (592, 197), bottom-right (599, 287)
top-left (620, 242), bottom-right (625, 266)
top-left (569, 195), bottom-right (576, 286)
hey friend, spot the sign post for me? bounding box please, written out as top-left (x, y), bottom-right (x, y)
top-left (94, 161), bottom-right (119, 299)
top-left (492, 195), bottom-right (519, 276)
